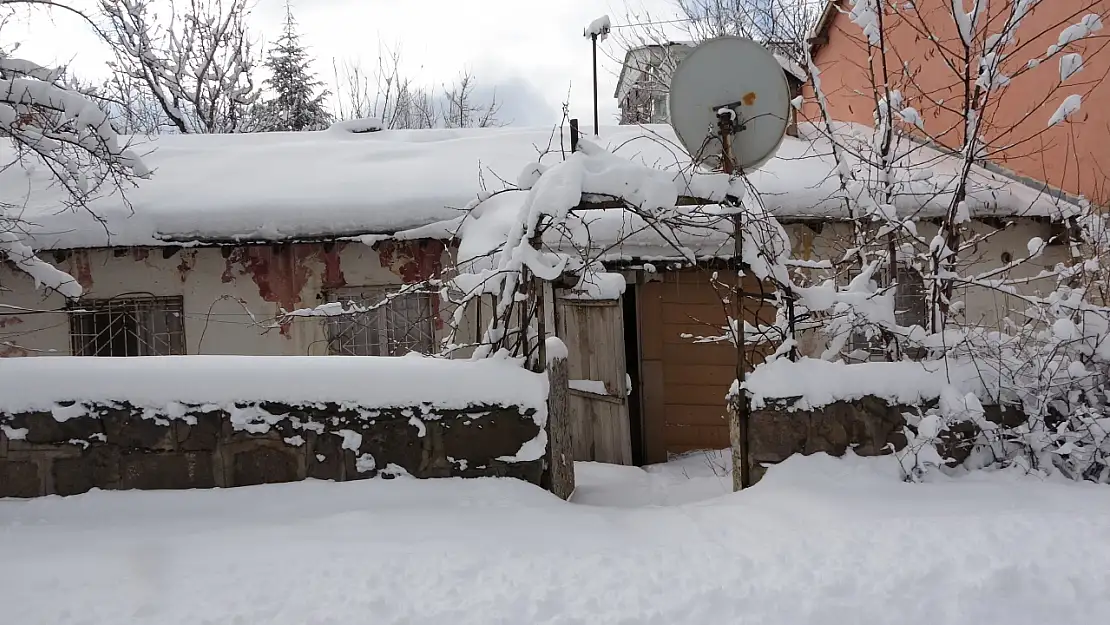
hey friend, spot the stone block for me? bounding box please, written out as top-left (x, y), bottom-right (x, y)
top-left (104, 409), bottom-right (175, 451)
top-left (307, 431), bottom-right (344, 481)
top-left (749, 410), bottom-right (808, 462)
top-left (353, 417), bottom-right (422, 478)
top-left (176, 412), bottom-right (222, 451)
top-left (0, 460), bottom-right (41, 498)
top-left (18, 411), bottom-right (103, 444)
top-left (442, 408), bottom-right (541, 470)
top-left (52, 448), bottom-right (119, 496)
top-left (231, 445), bottom-right (299, 487)
top-left (119, 452), bottom-right (216, 490)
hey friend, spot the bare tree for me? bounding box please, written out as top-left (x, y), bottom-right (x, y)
top-left (99, 0), bottom-right (259, 133)
top-left (674, 0), bottom-right (822, 63)
top-left (1, 0), bottom-right (150, 299)
top-left (330, 46), bottom-right (504, 130)
top-left (441, 70), bottom-right (503, 128)
top-left (330, 46), bottom-right (437, 129)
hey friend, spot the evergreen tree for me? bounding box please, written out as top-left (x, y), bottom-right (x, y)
top-left (256, 2), bottom-right (330, 131)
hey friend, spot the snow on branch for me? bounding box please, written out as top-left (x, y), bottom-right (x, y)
top-left (2, 39), bottom-right (150, 298)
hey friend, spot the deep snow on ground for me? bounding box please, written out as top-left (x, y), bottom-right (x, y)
top-left (3, 452), bottom-right (1110, 625)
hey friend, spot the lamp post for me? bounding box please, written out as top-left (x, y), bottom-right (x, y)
top-left (583, 16), bottom-right (611, 136)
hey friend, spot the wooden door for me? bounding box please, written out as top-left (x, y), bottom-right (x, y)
top-left (556, 296), bottom-right (632, 465)
top-left (638, 269), bottom-right (772, 463)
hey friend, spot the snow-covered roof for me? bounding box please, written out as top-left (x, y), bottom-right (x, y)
top-left (0, 122), bottom-right (1075, 253)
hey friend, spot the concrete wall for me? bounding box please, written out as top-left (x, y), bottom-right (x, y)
top-left (803, 0), bottom-right (1110, 201)
top-left (0, 240), bottom-right (477, 357)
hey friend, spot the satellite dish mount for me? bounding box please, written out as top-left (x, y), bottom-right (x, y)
top-left (667, 36), bottom-right (791, 176)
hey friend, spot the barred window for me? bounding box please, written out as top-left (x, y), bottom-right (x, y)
top-left (70, 296), bottom-right (185, 356)
top-left (324, 286), bottom-right (436, 356)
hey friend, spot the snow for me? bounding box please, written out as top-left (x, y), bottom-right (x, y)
top-left (561, 267), bottom-right (627, 301)
top-left (0, 123), bottom-right (1072, 256)
top-left (1048, 14), bottom-right (1103, 56)
top-left (1060, 53), bottom-right (1084, 81)
top-left (3, 451), bottom-right (1110, 625)
top-left (0, 355), bottom-right (548, 416)
top-left (327, 117), bottom-right (383, 133)
top-left (0, 231), bottom-right (83, 298)
top-left (1048, 94), bottom-right (1083, 127)
top-left (0, 424), bottom-right (28, 440)
top-left (569, 380), bottom-right (609, 395)
top-left (583, 15), bottom-right (611, 41)
top-left (745, 357), bottom-right (997, 410)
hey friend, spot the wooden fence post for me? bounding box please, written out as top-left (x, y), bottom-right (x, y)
top-left (543, 347), bottom-right (575, 500)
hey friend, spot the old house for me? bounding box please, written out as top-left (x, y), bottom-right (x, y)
top-left (0, 122), bottom-right (1073, 467)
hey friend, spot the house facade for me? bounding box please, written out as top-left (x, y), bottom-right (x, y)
top-left (0, 124), bottom-right (1074, 466)
top-left (803, 0), bottom-right (1110, 202)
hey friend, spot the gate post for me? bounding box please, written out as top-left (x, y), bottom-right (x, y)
top-left (543, 337), bottom-right (575, 500)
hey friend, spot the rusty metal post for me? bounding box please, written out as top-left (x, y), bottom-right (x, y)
top-left (718, 108), bottom-right (751, 491)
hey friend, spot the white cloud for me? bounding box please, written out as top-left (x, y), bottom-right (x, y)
top-left (4, 0), bottom-right (686, 127)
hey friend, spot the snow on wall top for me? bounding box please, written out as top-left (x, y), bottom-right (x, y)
top-left (0, 122), bottom-right (1073, 252)
top-left (745, 357), bottom-right (999, 410)
top-left (0, 355), bottom-right (548, 415)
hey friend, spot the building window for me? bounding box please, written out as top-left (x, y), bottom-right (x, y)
top-left (324, 286), bottom-right (436, 356)
top-left (70, 296), bottom-right (185, 356)
top-left (650, 94), bottom-right (669, 123)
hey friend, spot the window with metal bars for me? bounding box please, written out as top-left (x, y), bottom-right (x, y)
top-left (323, 286), bottom-right (436, 356)
top-left (69, 296), bottom-right (185, 356)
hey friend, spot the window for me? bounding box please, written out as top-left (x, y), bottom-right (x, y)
top-left (650, 95), bottom-right (669, 123)
top-left (70, 296), bottom-right (185, 356)
top-left (324, 286), bottom-right (436, 356)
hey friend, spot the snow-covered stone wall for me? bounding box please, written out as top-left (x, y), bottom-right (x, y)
top-left (0, 356), bottom-right (549, 497)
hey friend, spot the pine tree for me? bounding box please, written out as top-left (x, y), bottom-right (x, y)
top-left (255, 2), bottom-right (330, 132)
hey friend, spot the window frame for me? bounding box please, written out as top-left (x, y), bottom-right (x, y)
top-left (322, 285), bottom-right (437, 357)
top-left (69, 295), bottom-right (186, 357)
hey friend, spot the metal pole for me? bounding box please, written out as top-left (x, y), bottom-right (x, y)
top-left (591, 33), bottom-right (599, 135)
top-left (718, 108), bottom-right (750, 490)
top-left (570, 118), bottom-right (580, 152)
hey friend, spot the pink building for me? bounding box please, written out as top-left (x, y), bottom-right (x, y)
top-left (803, 0), bottom-right (1110, 201)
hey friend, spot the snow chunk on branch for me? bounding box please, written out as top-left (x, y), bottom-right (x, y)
top-left (1048, 94), bottom-right (1083, 127)
top-left (1060, 53), bottom-right (1084, 82)
top-left (0, 232), bottom-right (83, 298)
top-left (1049, 14), bottom-right (1103, 56)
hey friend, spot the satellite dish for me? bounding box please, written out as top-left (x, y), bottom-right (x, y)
top-left (668, 36), bottom-right (791, 172)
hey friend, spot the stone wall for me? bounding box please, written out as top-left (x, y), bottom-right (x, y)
top-left (0, 402), bottom-right (543, 498)
top-left (748, 396), bottom-right (1023, 483)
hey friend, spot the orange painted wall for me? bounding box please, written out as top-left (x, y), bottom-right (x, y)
top-left (802, 0), bottom-right (1110, 201)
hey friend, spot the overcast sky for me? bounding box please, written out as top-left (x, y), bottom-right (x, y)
top-left (5, 0), bottom-right (688, 128)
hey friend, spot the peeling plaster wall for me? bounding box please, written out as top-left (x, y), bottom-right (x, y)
top-left (1, 221), bottom-right (1066, 359)
top-left (785, 219), bottom-right (1066, 356)
top-left (0, 241), bottom-right (456, 357)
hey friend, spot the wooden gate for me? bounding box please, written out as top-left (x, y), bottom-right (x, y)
top-left (555, 295), bottom-right (632, 465)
